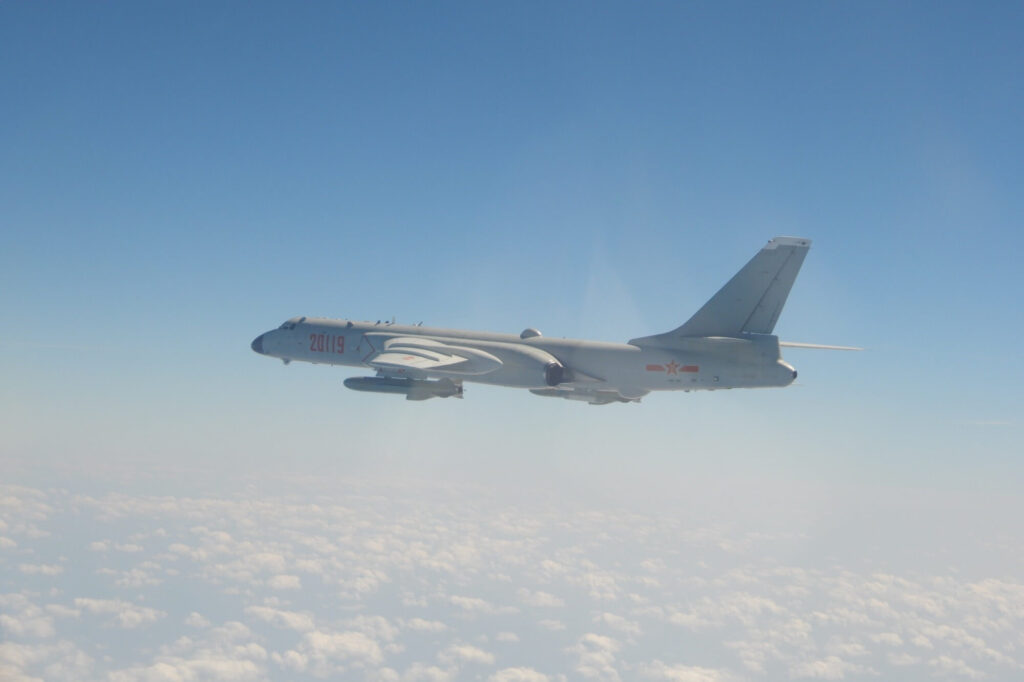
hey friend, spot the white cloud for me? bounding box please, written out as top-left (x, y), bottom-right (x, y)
top-left (449, 595), bottom-right (517, 616)
top-left (438, 643), bottom-right (495, 666)
top-left (44, 604), bottom-right (81, 619)
top-left (640, 661), bottom-right (730, 682)
top-left (346, 615), bottom-right (400, 643)
top-left (266, 574), bottom-right (301, 590)
top-left (73, 598), bottom-right (165, 628)
top-left (115, 566), bottom-right (163, 588)
top-left (887, 652), bottom-right (919, 666)
top-left (404, 618), bottom-right (448, 633)
top-left (909, 633), bottom-right (933, 649)
top-left (449, 595), bottom-right (493, 612)
top-left (4, 480), bottom-right (1024, 682)
top-left (488, 667), bottom-right (551, 682)
top-left (247, 552), bottom-right (287, 573)
top-left (928, 655), bottom-right (984, 679)
top-left (826, 640), bottom-right (867, 658)
top-left (567, 634), bottom-right (621, 682)
top-left (595, 612), bottom-right (641, 636)
top-left (184, 612), bottom-right (210, 628)
top-left (0, 640), bottom-right (93, 682)
top-left (518, 588), bottom-right (565, 608)
top-left (109, 657), bottom-right (263, 682)
top-left (244, 605), bottom-right (314, 632)
top-left (400, 662), bottom-right (455, 681)
top-left (270, 649), bottom-right (308, 672)
top-left (290, 629), bottom-right (384, 672)
top-left (869, 632), bottom-right (902, 646)
top-left (18, 563), bottom-right (64, 576)
top-left (574, 572), bottom-right (619, 601)
top-left (539, 619), bottom-right (567, 631)
top-left (115, 543), bottom-right (144, 553)
top-left (788, 655), bottom-right (863, 680)
top-left (107, 623), bottom-right (267, 682)
top-left (0, 594), bottom-right (55, 638)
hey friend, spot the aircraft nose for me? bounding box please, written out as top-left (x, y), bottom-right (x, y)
top-left (251, 333), bottom-right (265, 354)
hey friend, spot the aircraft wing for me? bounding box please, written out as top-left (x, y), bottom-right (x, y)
top-left (365, 337), bottom-right (502, 376)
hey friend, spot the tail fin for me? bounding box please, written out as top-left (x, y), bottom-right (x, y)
top-left (676, 236), bottom-right (810, 336)
top-left (633, 237), bottom-right (811, 344)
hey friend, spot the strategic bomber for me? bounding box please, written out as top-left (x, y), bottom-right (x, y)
top-left (251, 237), bottom-right (857, 404)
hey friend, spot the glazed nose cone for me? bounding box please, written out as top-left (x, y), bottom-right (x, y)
top-left (251, 333), bottom-right (265, 354)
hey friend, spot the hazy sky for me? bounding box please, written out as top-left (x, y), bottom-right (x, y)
top-left (2, 3), bottom-right (1023, 681)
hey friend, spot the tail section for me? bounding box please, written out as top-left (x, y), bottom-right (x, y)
top-left (631, 236), bottom-right (811, 345)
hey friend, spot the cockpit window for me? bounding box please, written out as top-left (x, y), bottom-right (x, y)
top-left (279, 316), bottom-right (303, 330)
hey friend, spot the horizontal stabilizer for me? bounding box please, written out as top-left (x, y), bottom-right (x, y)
top-left (779, 341), bottom-right (863, 351)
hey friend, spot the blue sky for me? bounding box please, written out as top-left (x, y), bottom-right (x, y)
top-left (1, 2), bottom-right (1022, 492)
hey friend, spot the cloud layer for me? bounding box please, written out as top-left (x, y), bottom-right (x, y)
top-left (1, 479), bottom-right (1023, 681)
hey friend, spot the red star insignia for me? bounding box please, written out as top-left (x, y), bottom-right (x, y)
top-left (665, 361), bottom-right (680, 375)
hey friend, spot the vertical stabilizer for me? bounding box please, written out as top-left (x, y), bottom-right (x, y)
top-left (677, 236), bottom-right (810, 336)
top-left (647, 237), bottom-right (811, 341)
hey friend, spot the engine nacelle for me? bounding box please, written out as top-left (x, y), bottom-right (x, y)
top-left (544, 362), bottom-right (565, 386)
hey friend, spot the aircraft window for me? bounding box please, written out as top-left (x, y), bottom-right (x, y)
top-left (279, 318), bottom-right (301, 330)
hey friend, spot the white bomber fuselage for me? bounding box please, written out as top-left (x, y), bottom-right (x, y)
top-left (251, 317), bottom-right (797, 400)
top-left (251, 237), bottom-right (849, 404)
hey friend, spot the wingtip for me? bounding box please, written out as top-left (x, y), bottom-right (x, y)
top-left (767, 236), bottom-right (812, 249)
